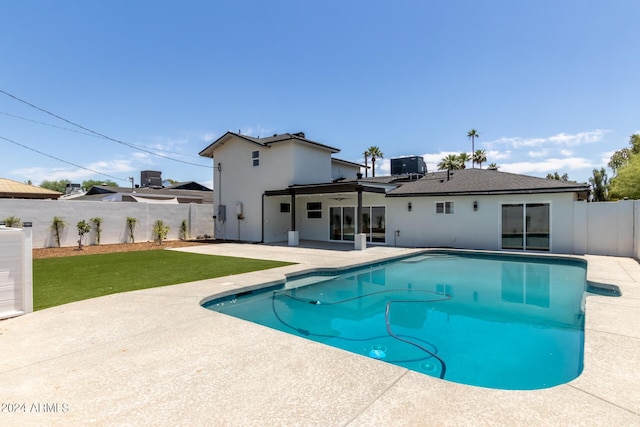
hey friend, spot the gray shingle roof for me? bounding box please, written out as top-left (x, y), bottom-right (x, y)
top-left (199, 131), bottom-right (340, 158)
top-left (382, 169), bottom-right (590, 197)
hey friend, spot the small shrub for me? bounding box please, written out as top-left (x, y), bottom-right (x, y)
top-left (4, 215), bottom-right (22, 228)
top-left (179, 219), bottom-right (187, 240)
top-left (51, 216), bottom-right (66, 248)
top-left (126, 217), bottom-right (137, 243)
top-left (76, 219), bottom-right (91, 250)
top-left (153, 219), bottom-right (170, 245)
top-left (90, 217), bottom-right (103, 245)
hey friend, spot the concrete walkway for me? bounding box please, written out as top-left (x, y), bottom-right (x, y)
top-left (0, 243), bottom-right (639, 426)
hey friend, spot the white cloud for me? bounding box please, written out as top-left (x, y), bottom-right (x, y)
top-left (484, 129), bottom-right (608, 151)
top-left (560, 149), bottom-right (573, 156)
top-left (528, 150), bottom-right (549, 158)
top-left (499, 157), bottom-right (594, 175)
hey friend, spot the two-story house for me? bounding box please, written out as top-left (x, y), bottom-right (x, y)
top-left (200, 131), bottom-right (590, 253)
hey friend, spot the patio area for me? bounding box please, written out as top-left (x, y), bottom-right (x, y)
top-left (0, 242), bottom-right (639, 426)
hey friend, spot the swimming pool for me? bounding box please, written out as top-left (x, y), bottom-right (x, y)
top-left (203, 251), bottom-right (587, 390)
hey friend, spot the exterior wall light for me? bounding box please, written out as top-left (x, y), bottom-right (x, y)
top-left (473, 201), bottom-right (478, 211)
top-left (408, 202), bottom-right (412, 212)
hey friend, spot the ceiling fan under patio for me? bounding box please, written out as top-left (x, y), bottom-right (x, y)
top-left (328, 194), bottom-right (351, 201)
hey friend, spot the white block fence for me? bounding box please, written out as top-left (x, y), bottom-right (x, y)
top-left (0, 200), bottom-right (214, 248)
top-left (0, 223), bottom-right (33, 319)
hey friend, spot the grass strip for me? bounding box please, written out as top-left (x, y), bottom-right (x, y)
top-left (34, 250), bottom-right (293, 310)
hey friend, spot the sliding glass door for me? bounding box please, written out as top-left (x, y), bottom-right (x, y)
top-left (331, 206), bottom-right (385, 243)
top-left (501, 203), bottom-right (550, 251)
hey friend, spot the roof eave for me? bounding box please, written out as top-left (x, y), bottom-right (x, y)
top-left (386, 187), bottom-right (590, 197)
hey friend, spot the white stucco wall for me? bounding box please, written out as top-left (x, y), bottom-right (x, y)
top-left (292, 143), bottom-right (333, 184)
top-left (0, 199), bottom-right (213, 248)
top-left (331, 161), bottom-right (361, 181)
top-left (211, 137), bottom-right (336, 242)
top-left (386, 193), bottom-right (578, 253)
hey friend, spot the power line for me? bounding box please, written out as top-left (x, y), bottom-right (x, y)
top-left (0, 135), bottom-right (129, 182)
top-left (0, 111), bottom-right (206, 159)
top-left (0, 89), bottom-right (213, 168)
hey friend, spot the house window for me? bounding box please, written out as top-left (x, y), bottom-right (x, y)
top-left (307, 202), bottom-right (322, 219)
top-left (436, 201), bottom-right (454, 214)
top-left (252, 150), bottom-right (259, 166)
top-left (280, 203), bottom-right (290, 213)
top-left (501, 203), bottom-right (550, 251)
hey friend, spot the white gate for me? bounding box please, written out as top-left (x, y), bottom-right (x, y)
top-left (0, 223), bottom-right (33, 319)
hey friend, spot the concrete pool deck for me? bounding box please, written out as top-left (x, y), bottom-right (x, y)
top-left (1, 243), bottom-right (639, 426)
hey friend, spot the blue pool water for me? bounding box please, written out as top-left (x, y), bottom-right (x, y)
top-left (203, 251), bottom-right (587, 390)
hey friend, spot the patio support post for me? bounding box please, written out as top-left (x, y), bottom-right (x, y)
top-left (290, 192), bottom-right (296, 231)
top-left (288, 191), bottom-right (299, 246)
top-left (355, 187), bottom-right (366, 250)
top-left (357, 188), bottom-right (363, 232)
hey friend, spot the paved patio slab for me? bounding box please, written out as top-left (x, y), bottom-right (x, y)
top-left (0, 244), bottom-right (638, 426)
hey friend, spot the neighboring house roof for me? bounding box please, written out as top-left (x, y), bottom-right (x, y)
top-left (73, 184), bottom-right (213, 203)
top-left (379, 169), bottom-right (590, 198)
top-left (199, 131), bottom-right (340, 157)
top-left (163, 181), bottom-right (212, 191)
top-left (0, 178), bottom-right (62, 199)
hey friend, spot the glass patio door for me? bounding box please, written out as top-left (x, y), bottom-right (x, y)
top-left (501, 203), bottom-right (550, 251)
top-left (330, 207), bottom-right (355, 241)
top-left (331, 206), bottom-right (386, 243)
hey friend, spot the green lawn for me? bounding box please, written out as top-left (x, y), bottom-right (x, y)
top-left (34, 250), bottom-right (294, 310)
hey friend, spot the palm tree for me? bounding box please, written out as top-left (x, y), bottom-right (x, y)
top-left (457, 152), bottom-right (471, 169)
top-left (437, 154), bottom-right (462, 170)
top-left (366, 146), bottom-right (384, 177)
top-left (487, 162), bottom-right (498, 169)
top-left (473, 149), bottom-right (487, 168)
top-left (363, 151), bottom-right (369, 177)
top-left (467, 129), bottom-right (480, 168)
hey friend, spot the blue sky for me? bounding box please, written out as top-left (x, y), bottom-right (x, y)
top-left (1, 1), bottom-right (638, 189)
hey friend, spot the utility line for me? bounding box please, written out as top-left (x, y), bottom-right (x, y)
top-left (0, 89), bottom-right (213, 168)
top-left (0, 111), bottom-right (204, 159)
top-left (0, 135), bottom-right (129, 182)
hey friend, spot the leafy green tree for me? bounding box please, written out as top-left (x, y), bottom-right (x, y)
top-left (40, 179), bottom-right (70, 193)
top-left (438, 154), bottom-right (463, 170)
top-left (467, 129), bottom-right (480, 168)
top-left (82, 180), bottom-right (118, 191)
top-left (546, 172), bottom-right (569, 181)
top-left (365, 146), bottom-right (384, 177)
top-left (609, 154), bottom-right (640, 199)
top-left (76, 220), bottom-right (91, 250)
top-left (608, 148), bottom-right (631, 175)
top-left (473, 149), bottom-right (487, 168)
top-left (153, 220), bottom-right (170, 245)
top-left (630, 133), bottom-right (640, 154)
top-left (589, 168), bottom-right (609, 202)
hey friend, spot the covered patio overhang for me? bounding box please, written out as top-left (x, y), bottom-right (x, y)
top-left (264, 182), bottom-right (390, 248)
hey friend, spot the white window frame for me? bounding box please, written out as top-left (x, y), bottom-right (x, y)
top-left (436, 201), bottom-right (454, 214)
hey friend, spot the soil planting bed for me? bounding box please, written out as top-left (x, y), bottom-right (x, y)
top-left (33, 241), bottom-right (206, 260)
